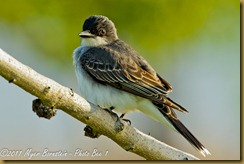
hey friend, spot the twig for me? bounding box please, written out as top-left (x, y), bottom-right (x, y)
top-left (0, 48), bottom-right (199, 160)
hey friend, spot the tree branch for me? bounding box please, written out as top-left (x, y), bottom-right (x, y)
top-left (0, 48), bottom-right (199, 160)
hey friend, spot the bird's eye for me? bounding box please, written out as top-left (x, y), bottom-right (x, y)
top-left (99, 28), bottom-right (106, 36)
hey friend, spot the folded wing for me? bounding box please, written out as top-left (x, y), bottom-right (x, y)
top-left (79, 46), bottom-right (187, 113)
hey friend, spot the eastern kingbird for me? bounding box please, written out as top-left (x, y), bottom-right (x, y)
top-left (73, 15), bottom-right (210, 156)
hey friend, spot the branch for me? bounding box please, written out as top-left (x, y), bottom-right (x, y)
top-left (0, 48), bottom-right (199, 160)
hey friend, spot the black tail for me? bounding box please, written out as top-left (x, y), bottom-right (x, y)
top-left (158, 105), bottom-right (210, 156)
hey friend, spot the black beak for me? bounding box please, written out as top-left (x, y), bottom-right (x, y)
top-left (79, 30), bottom-right (95, 38)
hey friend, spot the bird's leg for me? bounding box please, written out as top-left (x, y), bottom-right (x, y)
top-left (120, 113), bottom-right (131, 125)
top-left (99, 106), bottom-right (130, 131)
top-left (101, 106), bottom-right (128, 132)
top-left (120, 113), bottom-right (125, 118)
top-left (98, 105), bottom-right (120, 122)
top-left (101, 106), bottom-right (118, 118)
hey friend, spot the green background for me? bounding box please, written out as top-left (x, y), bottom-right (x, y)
top-left (0, 0), bottom-right (240, 160)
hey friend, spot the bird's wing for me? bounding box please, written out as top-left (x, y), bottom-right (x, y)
top-left (79, 46), bottom-right (187, 113)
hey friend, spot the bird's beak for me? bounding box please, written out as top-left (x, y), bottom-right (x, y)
top-left (79, 30), bottom-right (95, 38)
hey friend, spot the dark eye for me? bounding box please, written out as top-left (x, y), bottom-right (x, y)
top-left (99, 28), bottom-right (106, 36)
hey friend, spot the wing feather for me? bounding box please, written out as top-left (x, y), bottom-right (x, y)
top-left (79, 46), bottom-right (187, 113)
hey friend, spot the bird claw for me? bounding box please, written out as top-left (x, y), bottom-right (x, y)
top-left (121, 118), bottom-right (131, 125)
top-left (102, 107), bottom-right (131, 132)
top-left (120, 113), bottom-right (131, 125)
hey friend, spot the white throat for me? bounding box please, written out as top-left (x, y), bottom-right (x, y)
top-left (81, 37), bottom-right (108, 47)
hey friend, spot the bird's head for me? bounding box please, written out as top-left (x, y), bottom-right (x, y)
top-left (79, 15), bottom-right (118, 46)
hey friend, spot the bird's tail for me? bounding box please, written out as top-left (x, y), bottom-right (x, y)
top-left (157, 105), bottom-right (211, 157)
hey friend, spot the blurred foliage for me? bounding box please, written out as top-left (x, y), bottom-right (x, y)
top-left (0, 0), bottom-right (239, 63)
top-left (0, 1), bottom-right (240, 160)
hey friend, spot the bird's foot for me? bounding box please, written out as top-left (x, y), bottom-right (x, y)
top-left (120, 113), bottom-right (131, 125)
top-left (100, 107), bottom-right (131, 132)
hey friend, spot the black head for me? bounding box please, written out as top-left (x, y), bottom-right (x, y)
top-left (80, 15), bottom-right (118, 42)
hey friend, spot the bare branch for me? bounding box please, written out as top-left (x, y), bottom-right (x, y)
top-left (0, 48), bottom-right (199, 160)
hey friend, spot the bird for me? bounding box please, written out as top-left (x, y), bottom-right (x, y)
top-left (73, 15), bottom-right (210, 157)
